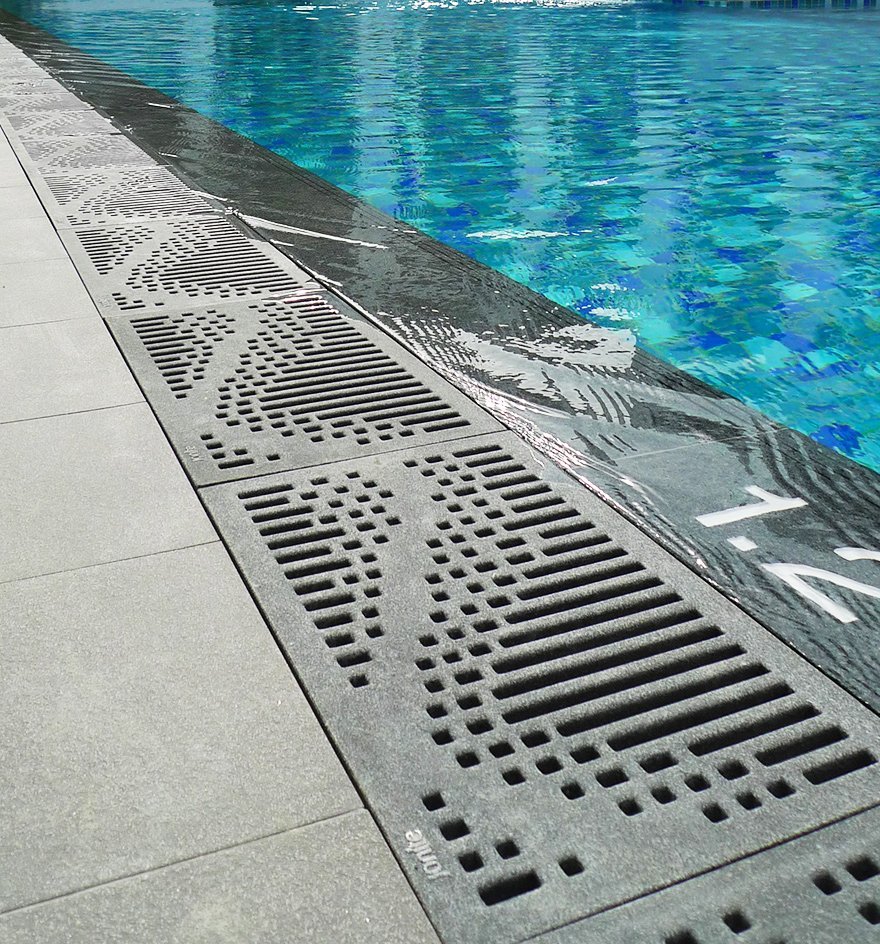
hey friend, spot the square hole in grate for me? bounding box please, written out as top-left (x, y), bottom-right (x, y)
top-left (109, 293), bottom-right (500, 485)
top-left (65, 216), bottom-right (310, 316)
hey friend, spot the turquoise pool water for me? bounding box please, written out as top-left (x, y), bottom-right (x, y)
top-left (4, 0), bottom-right (880, 473)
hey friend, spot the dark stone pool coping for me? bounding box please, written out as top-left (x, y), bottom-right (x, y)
top-left (1, 6), bottom-right (878, 716)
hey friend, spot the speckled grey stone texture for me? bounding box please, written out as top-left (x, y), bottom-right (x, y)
top-left (0, 403), bottom-right (216, 582)
top-left (0, 317), bottom-right (141, 424)
top-left (0, 543), bottom-right (360, 913)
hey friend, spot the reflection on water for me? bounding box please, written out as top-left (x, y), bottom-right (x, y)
top-left (4, 0), bottom-right (880, 472)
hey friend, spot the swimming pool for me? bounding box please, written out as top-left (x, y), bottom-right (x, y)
top-left (3, 0), bottom-right (880, 474)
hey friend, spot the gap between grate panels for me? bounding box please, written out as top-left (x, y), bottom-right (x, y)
top-left (529, 804), bottom-right (880, 943)
top-left (201, 432), bottom-right (880, 944)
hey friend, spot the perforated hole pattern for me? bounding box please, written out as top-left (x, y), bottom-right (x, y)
top-left (39, 166), bottom-right (214, 226)
top-left (67, 216), bottom-right (309, 313)
top-left (7, 109), bottom-right (114, 139)
top-left (110, 292), bottom-right (498, 483)
top-left (203, 433), bottom-right (880, 944)
top-left (536, 806), bottom-right (880, 943)
top-left (20, 133), bottom-right (157, 171)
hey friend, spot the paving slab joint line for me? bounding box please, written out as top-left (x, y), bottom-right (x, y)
top-left (0, 808), bottom-right (364, 919)
top-left (0, 538), bottom-right (224, 589)
top-left (0, 397), bottom-right (144, 428)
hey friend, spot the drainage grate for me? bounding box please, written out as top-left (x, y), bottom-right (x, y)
top-left (60, 216), bottom-right (314, 317)
top-left (0, 61), bottom-right (48, 83)
top-left (535, 806), bottom-right (880, 943)
top-left (32, 166), bottom-right (215, 227)
top-left (6, 109), bottom-right (116, 138)
top-left (0, 88), bottom-right (89, 114)
top-left (107, 291), bottom-right (501, 485)
top-left (202, 432), bottom-right (880, 944)
top-left (14, 133), bottom-right (159, 172)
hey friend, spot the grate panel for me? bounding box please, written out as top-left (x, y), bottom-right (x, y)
top-left (60, 216), bottom-right (313, 317)
top-left (202, 432), bottom-right (880, 944)
top-left (15, 133), bottom-right (158, 172)
top-left (6, 109), bottom-right (116, 139)
top-left (535, 806), bottom-right (880, 943)
top-left (0, 88), bottom-right (89, 114)
top-left (0, 61), bottom-right (49, 84)
top-left (108, 291), bottom-right (501, 485)
top-left (31, 165), bottom-right (215, 226)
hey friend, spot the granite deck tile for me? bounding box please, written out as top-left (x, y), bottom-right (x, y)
top-left (0, 544), bottom-right (361, 913)
top-left (0, 258), bottom-right (99, 325)
top-left (0, 403), bottom-right (217, 583)
top-left (0, 812), bottom-right (439, 943)
top-left (0, 183), bottom-right (44, 219)
top-left (0, 317), bottom-right (142, 424)
top-left (0, 217), bottom-right (68, 264)
top-left (0, 156), bottom-right (24, 183)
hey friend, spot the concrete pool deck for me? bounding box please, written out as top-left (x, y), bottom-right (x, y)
top-left (2, 26), bottom-right (880, 944)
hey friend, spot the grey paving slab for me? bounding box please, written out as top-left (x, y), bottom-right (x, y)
top-left (0, 812), bottom-right (438, 943)
top-left (0, 258), bottom-right (99, 326)
top-left (0, 403), bottom-right (216, 583)
top-left (0, 544), bottom-right (360, 913)
top-left (108, 289), bottom-right (502, 486)
top-left (202, 432), bottom-right (880, 944)
top-left (0, 318), bottom-right (142, 424)
top-left (0, 217), bottom-right (67, 264)
top-left (533, 806), bottom-right (880, 943)
top-left (0, 183), bottom-right (44, 219)
top-left (0, 131), bottom-right (17, 164)
top-left (0, 156), bottom-right (23, 183)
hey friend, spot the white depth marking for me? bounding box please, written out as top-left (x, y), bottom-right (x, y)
top-left (696, 486), bottom-right (807, 528)
top-left (728, 536), bottom-right (758, 552)
top-left (241, 214), bottom-right (388, 249)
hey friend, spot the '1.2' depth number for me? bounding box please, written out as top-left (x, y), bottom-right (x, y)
top-left (696, 486), bottom-right (880, 624)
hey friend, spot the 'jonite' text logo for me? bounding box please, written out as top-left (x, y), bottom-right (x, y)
top-left (404, 830), bottom-right (450, 880)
